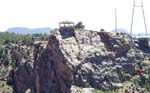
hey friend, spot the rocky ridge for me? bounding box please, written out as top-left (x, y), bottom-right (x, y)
top-left (53, 29), bottom-right (150, 92)
top-left (8, 35), bottom-right (73, 93)
top-left (2, 28), bottom-right (150, 93)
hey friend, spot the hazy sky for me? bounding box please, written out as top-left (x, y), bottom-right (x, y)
top-left (0, 0), bottom-right (150, 34)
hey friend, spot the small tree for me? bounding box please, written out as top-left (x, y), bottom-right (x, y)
top-left (75, 22), bottom-right (85, 29)
top-left (100, 28), bottom-right (105, 32)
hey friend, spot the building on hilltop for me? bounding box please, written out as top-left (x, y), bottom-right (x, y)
top-left (59, 21), bottom-right (74, 28)
top-left (59, 21), bottom-right (75, 39)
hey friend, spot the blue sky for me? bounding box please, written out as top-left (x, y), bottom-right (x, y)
top-left (0, 0), bottom-right (150, 34)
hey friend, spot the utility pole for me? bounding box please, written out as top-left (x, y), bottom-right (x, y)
top-left (141, 1), bottom-right (148, 36)
top-left (130, 0), bottom-right (148, 48)
top-left (115, 8), bottom-right (117, 32)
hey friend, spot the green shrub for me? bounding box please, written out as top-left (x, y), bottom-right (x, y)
top-left (95, 89), bottom-right (119, 93)
top-left (75, 22), bottom-right (85, 29)
top-left (143, 80), bottom-right (150, 91)
top-left (96, 90), bottom-right (104, 93)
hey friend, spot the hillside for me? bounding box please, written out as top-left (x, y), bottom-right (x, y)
top-left (0, 28), bottom-right (150, 93)
top-left (53, 28), bottom-right (150, 93)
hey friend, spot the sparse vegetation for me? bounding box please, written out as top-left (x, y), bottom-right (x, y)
top-left (0, 29), bottom-right (150, 92)
top-left (0, 32), bottom-right (48, 92)
top-left (128, 49), bottom-right (141, 54)
top-left (95, 89), bottom-right (119, 93)
top-left (75, 22), bottom-right (85, 29)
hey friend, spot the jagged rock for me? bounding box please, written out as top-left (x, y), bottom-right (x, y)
top-left (138, 38), bottom-right (150, 52)
top-left (32, 35), bottom-right (73, 93)
top-left (115, 44), bottom-right (130, 56)
top-left (6, 28), bottom-right (150, 92)
top-left (8, 48), bottom-right (33, 93)
top-left (8, 35), bottom-right (73, 93)
top-left (97, 31), bottom-right (114, 50)
top-left (10, 50), bottom-right (22, 67)
top-left (33, 41), bottom-right (46, 63)
top-left (52, 29), bottom-right (141, 91)
top-left (9, 62), bottom-right (32, 93)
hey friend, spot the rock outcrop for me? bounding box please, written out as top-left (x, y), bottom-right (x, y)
top-left (7, 49), bottom-right (33, 93)
top-left (52, 29), bottom-right (149, 91)
top-left (9, 35), bottom-right (73, 93)
top-left (9, 62), bottom-right (32, 93)
top-left (138, 38), bottom-right (150, 52)
top-left (7, 28), bottom-right (150, 93)
top-left (32, 35), bottom-right (72, 93)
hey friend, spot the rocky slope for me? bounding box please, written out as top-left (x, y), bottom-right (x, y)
top-left (8, 35), bottom-right (72, 93)
top-left (52, 29), bottom-right (150, 92)
top-left (32, 35), bottom-right (72, 93)
top-left (0, 28), bottom-right (149, 93)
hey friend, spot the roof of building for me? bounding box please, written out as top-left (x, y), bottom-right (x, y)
top-left (59, 21), bottom-right (74, 24)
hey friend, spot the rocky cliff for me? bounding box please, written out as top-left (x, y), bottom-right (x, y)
top-left (32, 35), bottom-right (72, 93)
top-left (52, 29), bottom-right (150, 92)
top-left (9, 35), bottom-right (73, 93)
top-left (7, 28), bottom-right (150, 93)
top-left (53, 29), bottom-right (132, 90)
